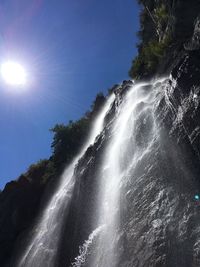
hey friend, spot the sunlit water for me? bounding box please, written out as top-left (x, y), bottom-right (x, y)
top-left (17, 94), bottom-right (115, 267)
top-left (82, 78), bottom-right (168, 267)
top-left (71, 225), bottom-right (105, 267)
top-left (18, 76), bottom-right (200, 267)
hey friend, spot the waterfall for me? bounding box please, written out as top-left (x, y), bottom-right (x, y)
top-left (71, 225), bottom-right (105, 267)
top-left (85, 78), bottom-right (168, 267)
top-left (17, 94), bottom-right (115, 267)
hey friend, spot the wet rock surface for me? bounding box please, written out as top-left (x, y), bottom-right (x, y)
top-left (1, 49), bottom-right (200, 267)
top-left (0, 175), bottom-right (46, 266)
top-left (1, 1), bottom-right (200, 266)
top-left (58, 50), bottom-right (200, 267)
top-left (185, 15), bottom-right (200, 51)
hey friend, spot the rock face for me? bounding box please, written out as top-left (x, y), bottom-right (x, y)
top-left (1, 1), bottom-right (200, 267)
top-left (121, 50), bottom-right (200, 267)
top-left (184, 16), bottom-right (200, 51)
top-left (0, 175), bottom-right (47, 266)
top-left (57, 50), bottom-right (200, 267)
top-left (170, 0), bottom-right (200, 41)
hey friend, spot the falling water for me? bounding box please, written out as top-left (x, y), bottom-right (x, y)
top-left (71, 225), bottom-right (105, 267)
top-left (87, 78), bottom-right (168, 267)
top-left (18, 94), bottom-right (115, 267)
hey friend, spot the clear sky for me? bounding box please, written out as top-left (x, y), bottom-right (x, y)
top-left (0, 0), bottom-right (140, 189)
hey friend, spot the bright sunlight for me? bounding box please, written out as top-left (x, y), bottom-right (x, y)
top-left (0, 61), bottom-right (27, 86)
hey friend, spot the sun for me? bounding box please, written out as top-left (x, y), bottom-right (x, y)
top-left (0, 61), bottom-right (27, 86)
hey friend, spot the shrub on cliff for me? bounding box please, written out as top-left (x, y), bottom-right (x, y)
top-left (129, 35), bottom-right (171, 78)
top-left (129, 1), bottom-right (171, 79)
top-left (50, 92), bottom-right (106, 172)
top-left (154, 4), bottom-right (168, 21)
top-left (26, 159), bottom-right (56, 185)
top-left (51, 118), bottom-right (90, 171)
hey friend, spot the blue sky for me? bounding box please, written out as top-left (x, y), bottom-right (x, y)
top-left (0, 0), bottom-right (140, 189)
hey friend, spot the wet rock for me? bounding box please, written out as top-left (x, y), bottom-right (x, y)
top-left (1, 2), bottom-right (200, 267)
top-left (184, 15), bottom-right (200, 51)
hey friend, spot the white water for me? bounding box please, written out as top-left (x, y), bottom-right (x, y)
top-left (18, 94), bottom-right (115, 267)
top-left (71, 225), bottom-right (105, 267)
top-left (89, 78), bottom-right (167, 267)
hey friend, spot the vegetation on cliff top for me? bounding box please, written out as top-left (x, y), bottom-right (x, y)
top-left (129, 0), bottom-right (172, 79)
top-left (2, 92), bottom-right (106, 193)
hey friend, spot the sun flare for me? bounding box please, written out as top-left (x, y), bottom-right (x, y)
top-left (0, 61), bottom-right (27, 86)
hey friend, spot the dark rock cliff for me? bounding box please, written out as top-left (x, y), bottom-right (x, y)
top-left (57, 52), bottom-right (200, 267)
top-left (42, 44), bottom-right (200, 267)
top-left (0, 1), bottom-right (200, 267)
top-left (0, 167), bottom-right (48, 266)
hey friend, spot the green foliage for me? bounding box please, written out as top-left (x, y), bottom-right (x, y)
top-left (129, 55), bottom-right (145, 79)
top-left (40, 161), bottom-right (56, 184)
top-left (51, 118), bottom-right (90, 171)
top-left (137, 8), bottom-right (157, 44)
top-left (25, 159), bottom-right (56, 185)
top-left (154, 4), bottom-right (168, 24)
top-left (129, 35), bottom-right (171, 79)
top-left (50, 93), bottom-right (105, 172)
top-left (129, 1), bottom-right (172, 79)
top-left (154, 4), bottom-right (169, 33)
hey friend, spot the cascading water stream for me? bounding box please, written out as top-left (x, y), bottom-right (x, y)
top-left (17, 94), bottom-right (115, 267)
top-left (71, 225), bottom-right (105, 267)
top-left (83, 78), bottom-right (168, 267)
